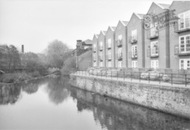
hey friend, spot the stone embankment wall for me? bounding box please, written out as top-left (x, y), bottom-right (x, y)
top-left (69, 86), bottom-right (190, 130)
top-left (70, 74), bottom-right (190, 118)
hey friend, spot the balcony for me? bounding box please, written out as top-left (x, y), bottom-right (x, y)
top-left (99, 47), bottom-right (103, 51)
top-left (149, 28), bottom-right (159, 39)
top-left (107, 45), bottom-right (111, 50)
top-left (131, 54), bottom-right (138, 59)
top-left (99, 55), bottom-right (103, 62)
top-left (174, 45), bottom-right (190, 56)
top-left (129, 36), bottom-right (137, 44)
top-left (107, 57), bottom-right (112, 61)
top-left (117, 40), bottom-right (122, 47)
top-left (107, 42), bottom-right (112, 49)
top-left (150, 53), bottom-right (159, 58)
top-left (174, 22), bottom-right (190, 34)
top-left (117, 53), bottom-right (122, 61)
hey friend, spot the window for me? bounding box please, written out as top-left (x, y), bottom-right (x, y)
top-left (132, 60), bottom-right (137, 68)
top-left (131, 30), bottom-right (137, 42)
top-left (93, 53), bottom-right (97, 61)
top-left (99, 41), bottom-right (103, 51)
top-left (107, 39), bottom-right (111, 49)
top-left (107, 50), bottom-right (111, 60)
top-left (93, 62), bottom-right (97, 67)
top-left (131, 45), bottom-right (137, 58)
top-left (117, 35), bottom-right (122, 47)
top-left (179, 59), bottom-right (190, 70)
top-left (100, 61), bottom-right (103, 67)
top-left (107, 61), bottom-right (112, 67)
top-left (151, 60), bottom-right (159, 69)
top-left (99, 52), bottom-right (103, 61)
top-left (93, 44), bottom-right (97, 52)
top-left (150, 23), bottom-right (158, 38)
top-left (179, 35), bottom-right (190, 53)
top-left (117, 48), bottom-right (122, 60)
top-left (118, 61), bottom-right (122, 68)
top-left (178, 11), bottom-right (190, 30)
top-left (150, 41), bottom-right (159, 56)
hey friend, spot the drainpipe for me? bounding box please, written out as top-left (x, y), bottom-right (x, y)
top-left (142, 19), bottom-right (145, 68)
top-left (165, 9), bottom-right (170, 68)
top-left (125, 26), bottom-right (128, 68)
top-left (113, 32), bottom-right (115, 68)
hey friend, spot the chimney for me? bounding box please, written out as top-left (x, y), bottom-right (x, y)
top-left (21, 45), bottom-right (24, 53)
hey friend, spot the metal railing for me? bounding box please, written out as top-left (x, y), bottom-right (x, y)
top-left (73, 68), bottom-right (190, 87)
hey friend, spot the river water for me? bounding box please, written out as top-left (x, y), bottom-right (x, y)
top-left (0, 77), bottom-right (190, 130)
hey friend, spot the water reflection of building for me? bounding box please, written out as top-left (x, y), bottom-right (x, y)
top-left (68, 86), bottom-right (190, 130)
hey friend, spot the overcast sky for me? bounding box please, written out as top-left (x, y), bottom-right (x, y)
top-left (0, 0), bottom-right (173, 53)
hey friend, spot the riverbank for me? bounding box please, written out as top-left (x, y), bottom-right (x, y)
top-left (0, 72), bottom-right (59, 85)
top-left (70, 72), bottom-right (190, 119)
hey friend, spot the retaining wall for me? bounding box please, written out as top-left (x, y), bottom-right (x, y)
top-left (70, 74), bottom-right (190, 118)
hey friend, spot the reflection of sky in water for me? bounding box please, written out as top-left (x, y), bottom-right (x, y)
top-left (0, 83), bottom-right (104, 130)
top-left (1, 78), bottom-right (190, 130)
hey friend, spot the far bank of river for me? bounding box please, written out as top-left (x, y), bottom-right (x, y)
top-left (0, 72), bottom-right (60, 85)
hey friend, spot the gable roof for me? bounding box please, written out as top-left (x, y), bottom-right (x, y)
top-left (135, 13), bottom-right (144, 19)
top-left (121, 21), bottom-right (128, 26)
top-left (147, 2), bottom-right (170, 14)
top-left (110, 26), bottom-right (116, 31)
top-left (84, 39), bottom-right (92, 45)
top-left (99, 31), bottom-right (106, 36)
top-left (93, 34), bottom-right (99, 39)
top-left (106, 26), bottom-right (116, 34)
top-left (157, 3), bottom-right (170, 9)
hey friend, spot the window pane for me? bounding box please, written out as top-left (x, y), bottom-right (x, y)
top-left (180, 37), bottom-right (185, 52)
top-left (186, 36), bottom-right (190, 52)
top-left (185, 11), bottom-right (190, 28)
top-left (187, 60), bottom-right (190, 69)
top-left (179, 14), bottom-right (185, 29)
top-left (181, 60), bottom-right (184, 69)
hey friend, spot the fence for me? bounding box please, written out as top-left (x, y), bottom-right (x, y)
top-left (74, 68), bottom-right (190, 87)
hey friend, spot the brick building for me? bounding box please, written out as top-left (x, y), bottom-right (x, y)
top-left (105, 26), bottom-right (116, 68)
top-left (127, 13), bottom-right (145, 68)
top-left (90, 1), bottom-right (190, 70)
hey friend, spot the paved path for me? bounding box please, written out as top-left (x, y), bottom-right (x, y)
top-left (72, 71), bottom-right (190, 89)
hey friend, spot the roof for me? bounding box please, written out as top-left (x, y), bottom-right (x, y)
top-left (84, 39), bottom-right (92, 45)
top-left (157, 3), bottom-right (170, 9)
top-left (135, 13), bottom-right (144, 19)
top-left (93, 34), bottom-right (99, 39)
top-left (121, 21), bottom-right (128, 26)
top-left (110, 26), bottom-right (116, 31)
top-left (147, 2), bottom-right (170, 14)
top-left (102, 31), bottom-right (106, 35)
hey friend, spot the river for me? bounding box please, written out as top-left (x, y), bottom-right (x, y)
top-left (0, 77), bottom-right (190, 130)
